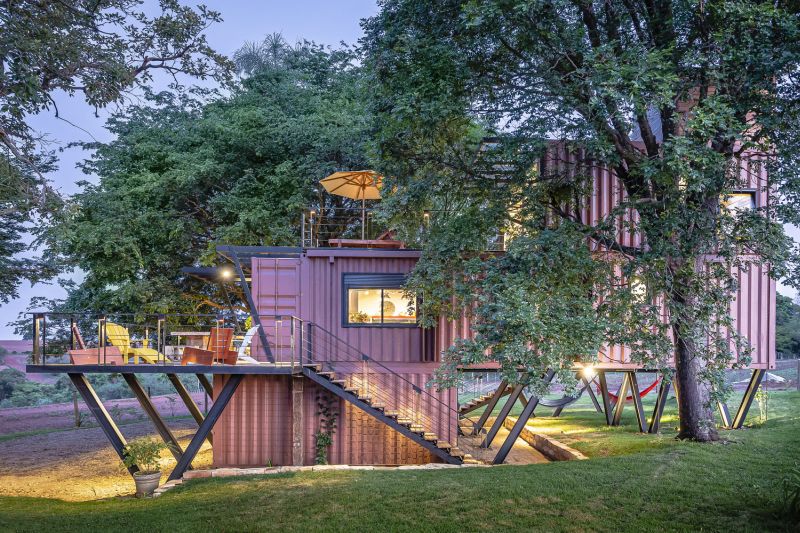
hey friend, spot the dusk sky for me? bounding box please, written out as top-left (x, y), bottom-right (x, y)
top-left (0, 0), bottom-right (379, 337)
top-left (1, 0), bottom-right (797, 338)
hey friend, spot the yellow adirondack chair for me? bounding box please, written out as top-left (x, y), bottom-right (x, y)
top-left (105, 322), bottom-right (161, 364)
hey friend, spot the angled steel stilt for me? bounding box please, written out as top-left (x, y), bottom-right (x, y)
top-left (167, 373), bottom-right (212, 445)
top-left (197, 374), bottom-right (213, 399)
top-left (122, 373), bottom-right (185, 463)
top-left (492, 370), bottom-right (555, 465)
top-left (472, 379), bottom-right (508, 435)
top-left (69, 373), bottom-right (138, 475)
top-left (584, 376), bottom-right (603, 413)
top-left (598, 371), bottom-right (614, 425)
top-left (627, 372), bottom-right (647, 432)
top-left (168, 374), bottom-right (243, 481)
top-left (481, 384), bottom-right (525, 448)
top-left (648, 380), bottom-right (671, 434)
top-left (717, 401), bottom-right (732, 429)
top-left (611, 373), bottom-right (630, 426)
top-left (732, 369), bottom-right (765, 429)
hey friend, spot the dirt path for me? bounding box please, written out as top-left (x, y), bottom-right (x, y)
top-left (0, 392), bottom-right (207, 436)
top-left (0, 419), bottom-right (212, 501)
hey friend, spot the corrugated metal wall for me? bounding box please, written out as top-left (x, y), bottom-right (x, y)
top-left (213, 372), bottom-right (453, 467)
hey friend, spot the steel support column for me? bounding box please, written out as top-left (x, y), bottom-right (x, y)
top-left (197, 374), bottom-right (213, 399)
top-left (717, 401), bottom-right (733, 428)
top-left (122, 373), bottom-right (185, 463)
top-left (648, 380), bottom-right (671, 434)
top-left (732, 369), bottom-right (765, 429)
top-left (168, 374), bottom-right (244, 481)
top-left (471, 379), bottom-right (508, 436)
top-left (598, 371), bottom-right (614, 425)
top-left (492, 370), bottom-right (555, 465)
top-left (584, 376), bottom-right (603, 413)
top-left (627, 372), bottom-right (647, 432)
top-left (167, 373), bottom-right (212, 446)
top-left (611, 373), bottom-right (630, 426)
top-left (481, 384), bottom-right (525, 448)
top-left (69, 373), bottom-right (138, 475)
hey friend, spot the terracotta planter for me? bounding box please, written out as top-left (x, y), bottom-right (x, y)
top-left (133, 471), bottom-right (161, 497)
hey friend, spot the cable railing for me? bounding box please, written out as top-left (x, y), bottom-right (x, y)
top-left (301, 208), bottom-right (388, 247)
top-left (296, 319), bottom-right (485, 451)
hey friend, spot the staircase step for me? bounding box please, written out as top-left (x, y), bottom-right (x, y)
top-left (449, 448), bottom-right (465, 458)
top-left (409, 425), bottom-right (424, 433)
top-left (436, 441), bottom-right (453, 449)
top-left (384, 410), bottom-right (399, 418)
top-left (331, 380), bottom-right (347, 387)
top-left (423, 433), bottom-right (438, 441)
top-left (317, 371), bottom-right (336, 379)
top-left (371, 404), bottom-right (386, 411)
top-left (303, 363), bottom-right (322, 372)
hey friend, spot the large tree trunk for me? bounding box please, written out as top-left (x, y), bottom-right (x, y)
top-left (670, 287), bottom-right (720, 442)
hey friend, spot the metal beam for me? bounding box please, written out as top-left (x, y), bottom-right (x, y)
top-left (224, 245), bottom-right (274, 362)
top-left (197, 374), bottom-right (213, 399)
top-left (167, 373), bottom-right (212, 446)
top-left (648, 380), bottom-right (671, 434)
top-left (598, 371), bottom-right (614, 425)
top-left (68, 373), bottom-right (138, 475)
top-left (584, 376), bottom-right (603, 413)
top-left (492, 369), bottom-right (554, 465)
top-left (122, 374), bottom-right (185, 463)
top-left (168, 374), bottom-right (244, 481)
top-left (481, 384), bottom-right (525, 448)
top-left (627, 372), bottom-right (647, 432)
top-left (717, 401), bottom-right (732, 429)
top-left (611, 373), bottom-right (630, 426)
top-left (471, 379), bottom-right (509, 436)
top-left (732, 369), bottom-right (765, 429)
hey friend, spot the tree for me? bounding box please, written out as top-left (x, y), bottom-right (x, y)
top-left (44, 37), bottom-right (373, 315)
top-left (363, 0), bottom-right (800, 440)
top-left (0, 0), bottom-right (232, 300)
top-left (776, 294), bottom-right (800, 359)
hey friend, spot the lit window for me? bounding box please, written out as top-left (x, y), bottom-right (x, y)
top-left (343, 274), bottom-right (417, 326)
top-left (721, 191), bottom-right (756, 212)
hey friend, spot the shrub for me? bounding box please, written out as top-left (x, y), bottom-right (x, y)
top-left (782, 463), bottom-right (800, 520)
top-left (123, 438), bottom-right (166, 474)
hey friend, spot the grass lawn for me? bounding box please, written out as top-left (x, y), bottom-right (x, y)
top-left (0, 392), bottom-right (798, 532)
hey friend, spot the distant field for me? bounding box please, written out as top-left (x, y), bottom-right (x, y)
top-left (0, 392), bottom-right (797, 532)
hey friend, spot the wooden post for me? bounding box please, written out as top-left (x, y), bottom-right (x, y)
top-left (291, 376), bottom-right (305, 466)
top-left (73, 390), bottom-right (80, 427)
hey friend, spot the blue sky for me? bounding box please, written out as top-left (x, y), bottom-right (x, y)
top-left (0, 0), bottom-right (379, 337)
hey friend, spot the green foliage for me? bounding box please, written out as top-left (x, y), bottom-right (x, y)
top-left (0, 368), bottom-right (25, 402)
top-left (776, 294), bottom-right (800, 359)
top-left (363, 0), bottom-right (800, 438)
top-left (0, 0), bottom-right (231, 300)
top-left (44, 36), bottom-right (373, 315)
top-left (122, 438), bottom-right (166, 474)
top-left (315, 391), bottom-right (338, 464)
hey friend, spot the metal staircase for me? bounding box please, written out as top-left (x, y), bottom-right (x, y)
top-left (292, 320), bottom-right (481, 465)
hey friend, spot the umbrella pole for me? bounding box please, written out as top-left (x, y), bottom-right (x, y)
top-left (361, 196), bottom-right (365, 240)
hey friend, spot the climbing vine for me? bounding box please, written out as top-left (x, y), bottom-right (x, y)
top-left (314, 390), bottom-right (338, 464)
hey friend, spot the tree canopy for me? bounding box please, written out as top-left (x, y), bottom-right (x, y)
top-left (0, 0), bottom-right (231, 301)
top-left (362, 0), bottom-right (800, 439)
top-left (43, 36), bottom-right (373, 315)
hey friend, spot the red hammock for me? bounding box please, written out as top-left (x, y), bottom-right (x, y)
top-left (596, 376), bottom-right (661, 402)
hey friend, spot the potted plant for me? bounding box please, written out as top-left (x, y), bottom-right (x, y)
top-left (122, 438), bottom-right (166, 497)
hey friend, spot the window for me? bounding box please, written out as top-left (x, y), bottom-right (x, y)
top-left (721, 191), bottom-right (756, 212)
top-left (343, 274), bottom-right (417, 326)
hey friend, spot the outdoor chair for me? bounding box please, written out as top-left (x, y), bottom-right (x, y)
top-left (181, 327), bottom-right (236, 365)
top-left (105, 322), bottom-right (162, 364)
top-left (236, 326), bottom-right (262, 364)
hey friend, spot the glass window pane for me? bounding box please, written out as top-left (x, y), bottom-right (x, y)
top-left (347, 289), bottom-right (382, 324)
top-left (381, 289), bottom-right (416, 324)
top-left (722, 192), bottom-right (755, 212)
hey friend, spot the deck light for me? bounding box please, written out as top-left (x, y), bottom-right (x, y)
top-left (219, 268), bottom-right (233, 280)
top-left (582, 366), bottom-right (595, 379)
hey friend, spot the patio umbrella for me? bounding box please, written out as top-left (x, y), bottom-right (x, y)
top-left (320, 170), bottom-right (383, 239)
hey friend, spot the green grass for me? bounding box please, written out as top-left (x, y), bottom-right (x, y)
top-left (1, 393), bottom-right (798, 532)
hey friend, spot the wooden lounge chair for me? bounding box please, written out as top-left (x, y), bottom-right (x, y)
top-left (69, 347), bottom-right (125, 365)
top-left (105, 322), bottom-right (161, 364)
top-left (181, 327), bottom-right (236, 366)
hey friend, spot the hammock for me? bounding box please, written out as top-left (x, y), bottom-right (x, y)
top-left (597, 376), bottom-right (661, 402)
